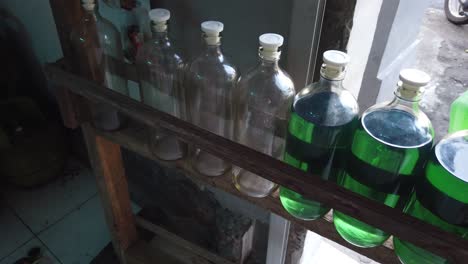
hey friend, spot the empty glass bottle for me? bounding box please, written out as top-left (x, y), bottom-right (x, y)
top-left (394, 130), bottom-right (468, 264)
top-left (70, 0), bottom-right (128, 131)
top-left (135, 9), bottom-right (187, 161)
top-left (233, 33), bottom-right (295, 197)
top-left (186, 21), bottom-right (240, 177)
top-left (334, 69), bottom-right (434, 248)
top-left (449, 90), bottom-right (468, 133)
top-left (279, 50), bottom-right (359, 220)
top-left (102, 0), bottom-right (150, 63)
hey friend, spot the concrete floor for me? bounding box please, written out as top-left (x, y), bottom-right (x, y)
top-left (414, 6), bottom-right (468, 141)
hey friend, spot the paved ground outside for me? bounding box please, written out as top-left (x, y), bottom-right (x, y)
top-left (416, 3), bottom-right (468, 141)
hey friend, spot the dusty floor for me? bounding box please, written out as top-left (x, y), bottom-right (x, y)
top-left (416, 7), bottom-right (468, 141)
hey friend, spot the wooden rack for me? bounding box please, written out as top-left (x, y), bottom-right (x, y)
top-left (45, 62), bottom-right (468, 264)
top-left (47, 1), bottom-right (468, 263)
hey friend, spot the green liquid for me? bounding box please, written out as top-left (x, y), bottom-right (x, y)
top-left (449, 90), bottom-right (468, 133)
top-left (394, 134), bottom-right (468, 264)
top-left (394, 196), bottom-right (467, 264)
top-left (334, 109), bottom-right (433, 247)
top-left (280, 92), bottom-right (358, 220)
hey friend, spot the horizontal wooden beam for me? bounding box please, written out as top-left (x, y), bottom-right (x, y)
top-left (45, 63), bottom-right (468, 263)
top-left (95, 123), bottom-right (398, 263)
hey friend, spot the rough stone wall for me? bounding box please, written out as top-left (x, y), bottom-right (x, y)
top-left (312, 0), bottom-right (358, 82)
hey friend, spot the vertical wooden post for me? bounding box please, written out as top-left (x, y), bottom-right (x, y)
top-left (83, 124), bottom-right (138, 263)
top-left (49, 0), bottom-right (87, 128)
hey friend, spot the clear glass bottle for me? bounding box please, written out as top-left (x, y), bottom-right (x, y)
top-left (394, 130), bottom-right (468, 264)
top-left (70, 0), bottom-right (129, 131)
top-left (449, 90), bottom-right (468, 133)
top-left (334, 69), bottom-right (435, 248)
top-left (135, 9), bottom-right (187, 161)
top-left (233, 33), bottom-right (295, 197)
top-left (186, 21), bottom-right (240, 177)
top-left (279, 50), bottom-right (359, 220)
top-left (102, 0), bottom-right (150, 63)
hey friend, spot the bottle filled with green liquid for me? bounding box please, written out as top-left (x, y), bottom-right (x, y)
top-left (449, 90), bottom-right (468, 133)
top-left (279, 50), bottom-right (359, 220)
top-left (394, 130), bottom-right (468, 264)
top-left (334, 69), bottom-right (434, 248)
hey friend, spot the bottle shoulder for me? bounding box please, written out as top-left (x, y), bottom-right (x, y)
top-left (361, 102), bottom-right (434, 148)
top-left (239, 67), bottom-right (295, 97)
top-left (96, 16), bottom-right (120, 36)
top-left (136, 41), bottom-right (185, 67)
top-left (188, 53), bottom-right (239, 79)
top-left (295, 84), bottom-right (359, 113)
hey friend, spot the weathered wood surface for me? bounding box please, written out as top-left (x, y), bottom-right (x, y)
top-left (83, 124), bottom-right (138, 263)
top-left (135, 217), bottom-right (235, 264)
top-left (95, 123), bottom-right (398, 264)
top-left (45, 64), bottom-right (468, 263)
top-left (48, 0), bottom-right (85, 128)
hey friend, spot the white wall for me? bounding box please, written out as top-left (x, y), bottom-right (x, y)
top-left (375, 0), bottom-right (429, 103)
top-left (347, 0), bottom-right (430, 110)
top-left (344, 0), bottom-right (383, 98)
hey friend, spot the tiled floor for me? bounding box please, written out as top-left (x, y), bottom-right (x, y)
top-left (0, 160), bottom-right (140, 264)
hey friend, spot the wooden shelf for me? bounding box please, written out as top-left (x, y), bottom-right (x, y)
top-left (94, 121), bottom-right (398, 264)
top-left (45, 62), bottom-right (468, 263)
top-left (127, 217), bottom-right (234, 264)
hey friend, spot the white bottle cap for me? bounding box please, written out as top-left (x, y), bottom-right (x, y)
top-left (149, 9), bottom-right (170, 32)
top-left (321, 50), bottom-right (350, 79)
top-left (323, 50), bottom-right (350, 68)
top-left (398, 69), bottom-right (431, 99)
top-left (82, 0), bottom-right (95, 11)
top-left (259, 33), bottom-right (284, 51)
top-left (259, 33), bottom-right (283, 61)
top-left (399, 69), bottom-right (431, 88)
top-left (201, 21), bottom-right (223, 45)
top-left (201, 21), bottom-right (224, 36)
top-left (149, 8), bottom-right (170, 23)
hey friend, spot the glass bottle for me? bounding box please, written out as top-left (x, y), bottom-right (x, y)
top-left (394, 130), bottom-right (468, 264)
top-left (449, 90), bottom-right (468, 133)
top-left (334, 69), bottom-right (434, 248)
top-left (186, 21), bottom-right (240, 177)
top-left (233, 33), bottom-right (295, 198)
top-left (279, 50), bottom-right (359, 220)
top-left (102, 0), bottom-right (150, 63)
top-left (70, 0), bottom-right (129, 131)
top-left (135, 9), bottom-right (186, 161)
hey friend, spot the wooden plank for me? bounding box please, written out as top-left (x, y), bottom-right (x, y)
top-left (126, 240), bottom-right (184, 264)
top-left (45, 64), bottom-right (468, 263)
top-left (82, 124), bottom-right (138, 263)
top-left (135, 217), bottom-right (234, 264)
top-left (95, 124), bottom-right (398, 264)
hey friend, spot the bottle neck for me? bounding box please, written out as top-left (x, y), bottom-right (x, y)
top-left (203, 40), bottom-right (222, 56)
top-left (391, 89), bottom-right (422, 112)
top-left (83, 7), bottom-right (100, 21)
top-left (317, 72), bottom-right (344, 91)
top-left (151, 30), bottom-right (169, 44)
top-left (258, 56), bottom-right (279, 70)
